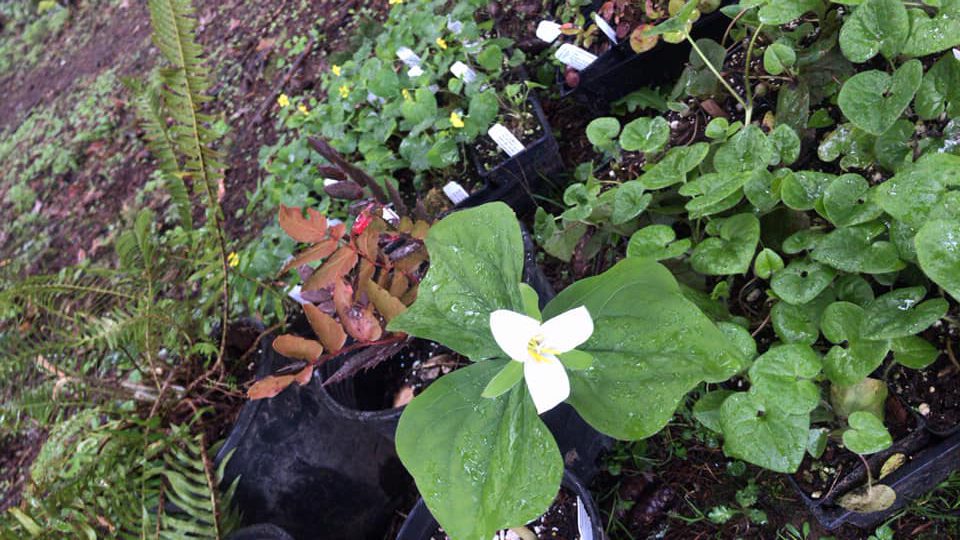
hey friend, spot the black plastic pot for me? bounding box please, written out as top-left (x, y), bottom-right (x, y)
top-left (396, 468), bottom-right (606, 540)
top-left (460, 93), bottom-right (564, 216)
top-left (796, 430), bottom-right (960, 530)
top-left (226, 524), bottom-right (296, 540)
top-left (559, 9), bottom-right (730, 113)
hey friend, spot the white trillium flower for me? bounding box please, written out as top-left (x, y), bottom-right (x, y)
top-left (489, 306), bottom-right (594, 414)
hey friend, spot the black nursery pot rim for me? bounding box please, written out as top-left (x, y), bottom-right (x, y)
top-left (471, 92), bottom-right (556, 181)
top-left (395, 468), bottom-right (606, 540)
top-left (315, 350), bottom-right (407, 421)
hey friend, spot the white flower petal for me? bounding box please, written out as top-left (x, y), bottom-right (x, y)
top-left (541, 306), bottom-right (594, 353)
top-left (489, 309), bottom-right (541, 362)
top-left (523, 357), bottom-right (570, 414)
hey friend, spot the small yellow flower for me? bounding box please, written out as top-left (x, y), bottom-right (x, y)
top-left (227, 252), bottom-right (240, 268)
top-left (277, 94), bottom-right (290, 108)
top-left (331, 64), bottom-right (342, 76)
top-left (450, 111), bottom-right (465, 129)
top-left (298, 104), bottom-right (309, 115)
top-left (388, 0), bottom-right (402, 4)
top-left (402, 88), bottom-right (412, 101)
top-left (339, 84), bottom-right (350, 99)
top-left (436, 37), bottom-right (448, 50)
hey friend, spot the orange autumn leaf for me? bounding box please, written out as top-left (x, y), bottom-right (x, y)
top-left (303, 302), bottom-right (347, 353)
top-left (279, 205), bottom-right (328, 243)
top-left (272, 334), bottom-right (324, 361)
top-left (363, 279), bottom-right (407, 322)
top-left (334, 280), bottom-right (382, 342)
top-left (303, 246), bottom-right (358, 291)
top-left (247, 365), bottom-right (314, 400)
top-left (279, 238), bottom-right (340, 275)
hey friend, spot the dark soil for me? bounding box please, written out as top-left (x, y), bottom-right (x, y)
top-left (0, 428), bottom-right (47, 513)
top-left (891, 355), bottom-right (960, 435)
top-left (429, 486), bottom-right (583, 540)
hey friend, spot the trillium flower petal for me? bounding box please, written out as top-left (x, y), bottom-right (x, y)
top-left (541, 306), bottom-right (594, 353)
top-left (489, 309), bottom-right (541, 362)
top-left (523, 357), bottom-right (570, 414)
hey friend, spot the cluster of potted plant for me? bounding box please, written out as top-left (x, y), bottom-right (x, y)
top-left (227, 0), bottom-right (960, 537)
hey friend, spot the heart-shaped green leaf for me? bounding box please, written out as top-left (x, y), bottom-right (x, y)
top-left (640, 143), bottom-right (710, 189)
top-left (769, 125), bottom-right (801, 166)
top-left (837, 59), bottom-right (923, 135)
top-left (764, 42), bottom-right (797, 75)
top-left (822, 174), bottom-right (884, 227)
top-left (758, 0), bottom-right (823, 24)
top-left (713, 125), bottom-right (775, 173)
top-left (611, 181), bottom-right (652, 224)
top-left (891, 335), bottom-right (939, 369)
top-left (749, 344), bottom-right (822, 415)
top-left (396, 361), bottom-right (563, 540)
top-left (876, 153), bottom-right (960, 227)
top-left (902, 8), bottom-right (960, 57)
top-left (772, 300), bottom-right (822, 345)
top-left (821, 301), bottom-right (892, 385)
top-left (771, 258), bottom-right (837, 305)
top-left (718, 321), bottom-right (758, 363)
top-left (745, 169), bottom-right (784, 212)
top-left (755, 248), bottom-right (785, 279)
top-left (544, 258), bottom-right (745, 439)
top-left (861, 287), bottom-right (948, 340)
top-left (627, 225), bottom-right (691, 260)
top-left (811, 226), bottom-right (905, 274)
top-left (915, 54), bottom-right (960, 120)
top-left (835, 274), bottom-right (875, 306)
top-left (843, 411), bottom-right (892, 454)
top-left (781, 171), bottom-right (834, 210)
top-left (586, 117), bottom-right (621, 154)
top-left (620, 116), bottom-right (670, 153)
top-left (916, 219), bottom-right (960, 302)
top-left (839, 0), bottom-right (909, 62)
top-left (680, 172), bottom-right (752, 214)
top-left (691, 213), bottom-right (761, 275)
top-left (720, 392), bottom-right (810, 472)
top-left (694, 390), bottom-right (735, 433)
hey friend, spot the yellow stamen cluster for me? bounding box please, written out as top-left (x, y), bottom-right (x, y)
top-left (527, 335), bottom-right (559, 363)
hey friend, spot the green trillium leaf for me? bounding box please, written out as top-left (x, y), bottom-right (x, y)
top-left (388, 203), bottom-right (525, 359)
top-left (481, 360), bottom-right (524, 398)
top-left (916, 219), bottom-right (960, 302)
top-left (691, 213), bottom-right (761, 275)
top-left (837, 60), bottom-right (923, 135)
top-left (543, 258), bottom-right (744, 440)
top-left (842, 411), bottom-right (892, 454)
top-left (396, 361), bottom-right (563, 540)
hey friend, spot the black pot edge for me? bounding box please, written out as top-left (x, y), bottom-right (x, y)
top-left (471, 89), bottom-right (559, 181)
top-left (395, 468), bottom-right (607, 540)
top-left (795, 430), bottom-right (960, 530)
top-left (558, 7), bottom-right (732, 112)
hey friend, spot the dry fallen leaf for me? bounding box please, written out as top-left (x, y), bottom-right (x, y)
top-left (879, 453), bottom-right (906, 479)
top-left (838, 484), bottom-right (897, 513)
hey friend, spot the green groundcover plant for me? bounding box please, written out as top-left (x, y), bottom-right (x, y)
top-left (533, 0), bottom-right (960, 514)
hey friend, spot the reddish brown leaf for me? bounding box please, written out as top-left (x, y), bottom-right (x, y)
top-left (303, 246), bottom-right (358, 291)
top-left (324, 181), bottom-right (364, 200)
top-left (355, 227), bottom-right (381, 262)
top-left (411, 220), bottom-right (431, 240)
top-left (363, 279), bottom-right (407, 322)
top-left (272, 334), bottom-right (324, 361)
top-left (329, 222), bottom-right (346, 241)
top-left (400, 284), bottom-right (419, 306)
top-left (303, 302), bottom-right (347, 353)
top-left (279, 205), bottom-right (328, 243)
top-left (630, 25), bottom-right (659, 53)
top-left (335, 281), bottom-right (383, 342)
top-left (247, 366), bottom-right (314, 400)
top-left (389, 273), bottom-right (409, 298)
top-left (279, 239), bottom-right (339, 275)
top-left (357, 258), bottom-right (376, 289)
top-left (317, 165), bottom-right (347, 181)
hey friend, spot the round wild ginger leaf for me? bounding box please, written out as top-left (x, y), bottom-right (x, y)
top-left (770, 258), bottom-right (836, 305)
top-left (843, 411), bottom-right (892, 454)
top-left (611, 181), bottom-right (652, 224)
top-left (781, 171), bottom-right (833, 211)
top-left (690, 213), bottom-right (760, 275)
top-left (875, 153), bottom-right (960, 227)
top-left (713, 125), bottom-right (775, 173)
top-left (810, 226), bottom-right (905, 274)
top-left (586, 117), bottom-right (621, 153)
top-left (860, 287), bottom-right (948, 340)
top-left (627, 225), bottom-right (691, 260)
top-left (915, 219), bottom-right (960, 302)
top-left (748, 344), bottom-right (822, 415)
top-left (902, 8), bottom-right (960, 57)
top-left (694, 390), bottom-right (735, 433)
top-left (754, 248), bottom-right (785, 280)
top-left (892, 335), bottom-right (939, 369)
top-left (720, 392), bottom-right (810, 473)
top-left (620, 116), bottom-right (670, 153)
top-left (822, 174), bottom-right (883, 227)
top-left (839, 0), bottom-right (909, 62)
top-left (838, 60), bottom-right (923, 135)
top-left (639, 143), bottom-right (711, 189)
top-left (764, 42), bottom-right (796, 75)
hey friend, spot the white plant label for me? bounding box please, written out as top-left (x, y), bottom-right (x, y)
top-left (442, 181), bottom-right (470, 205)
top-left (592, 12), bottom-right (618, 44)
top-left (555, 43), bottom-right (598, 71)
top-left (323, 178), bottom-right (340, 187)
top-left (488, 124), bottom-right (525, 157)
top-left (396, 46), bottom-right (423, 67)
top-left (577, 496), bottom-right (594, 540)
top-left (381, 207), bottom-right (400, 224)
top-left (450, 61), bottom-right (478, 83)
top-left (407, 65), bottom-right (425, 78)
top-left (536, 20), bottom-right (562, 42)
top-left (953, 47), bottom-right (960, 61)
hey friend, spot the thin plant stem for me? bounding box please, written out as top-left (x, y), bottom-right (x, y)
top-left (686, 34), bottom-right (749, 115)
top-left (743, 23), bottom-right (765, 125)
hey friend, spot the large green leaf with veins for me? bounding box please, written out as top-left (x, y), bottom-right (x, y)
top-left (396, 360), bottom-right (563, 540)
top-left (839, 0), bottom-right (909, 62)
top-left (837, 60), bottom-right (922, 135)
top-left (875, 153), bottom-right (960, 227)
top-left (388, 203), bottom-right (524, 359)
top-left (902, 8), bottom-right (960, 57)
top-left (720, 392), bottom-right (810, 472)
top-left (543, 258), bottom-right (745, 440)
